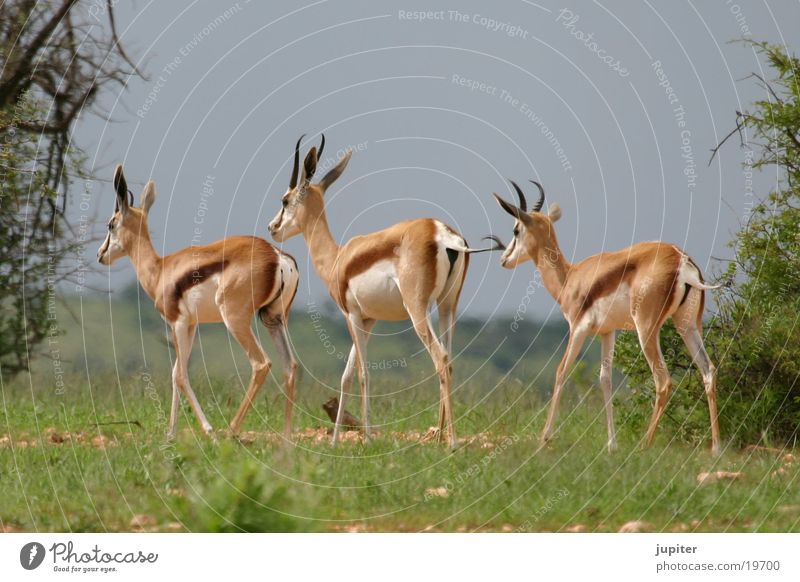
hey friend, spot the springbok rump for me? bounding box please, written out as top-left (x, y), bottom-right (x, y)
top-left (268, 135), bottom-right (499, 448)
top-left (97, 165), bottom-right (299, 439)
top-left (492, 180), bottom-right (721, 454)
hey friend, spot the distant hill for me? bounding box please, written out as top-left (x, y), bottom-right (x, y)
top-left (34, 283), bottom-right (598, 396)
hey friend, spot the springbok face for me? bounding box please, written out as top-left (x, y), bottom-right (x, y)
top-left (97, 165), bottom-right (157, 265)
top-left (493, 180), bottom-right (561, 269)
top-left (268, 134), bottom-right (352, 242)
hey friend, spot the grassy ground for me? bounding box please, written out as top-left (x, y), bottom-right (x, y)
top-left (2, 291), bottom-right (797, 532)
top-left (2, 372), bottom-right (798, 533)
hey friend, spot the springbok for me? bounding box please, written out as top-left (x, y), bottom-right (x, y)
top-left (492, 180), bottom-right (721, 454)
top-left (97, 165), bottom-right (299, 439)
top-left (268, 135), bottom-right (498, 448)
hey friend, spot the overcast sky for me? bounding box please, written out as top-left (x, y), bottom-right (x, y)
top-left (72, 0), bottom-right (798, 319)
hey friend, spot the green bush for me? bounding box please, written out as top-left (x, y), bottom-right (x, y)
top-left (616, 42), bottom-right (800, 447)
top-left (177, 443), bottom-right (316, 532)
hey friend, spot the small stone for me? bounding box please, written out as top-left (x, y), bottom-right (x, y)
top-left (618, 520), bottom-right (650, 533)
top-left (697, 471), bottom-right (741, 484)
top-left (566, 524), bottom-right (588, 532)
top-left (129, 514), bottom-right (157, 530)
top-left (425, 486), bottom-right (450, 498)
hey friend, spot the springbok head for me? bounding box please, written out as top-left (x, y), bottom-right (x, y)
top-left (493, 180), bottom-right (562, 268)
top-left (268, 134), bottom-right (352, 242)
top-left (97, 165), bottom-right (157, 265)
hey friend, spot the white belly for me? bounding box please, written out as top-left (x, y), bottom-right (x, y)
top-left (586, 284), bottom-right (634, 333)
top-left (347, 260), bottom-right (408, 320)
top-left (182, 276), bottom-right (223, 323)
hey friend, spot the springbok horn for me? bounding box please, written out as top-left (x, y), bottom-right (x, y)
top-left (289, 134), bottom-right (305, 189)
top-left (317, 133), bottom-right (325, 161)
top-left (529, 180), bottom-right (545, 212)
top-left (482, 235), bottom-right (506, 251)
top-left (509, 179), bottom-right (527, 212)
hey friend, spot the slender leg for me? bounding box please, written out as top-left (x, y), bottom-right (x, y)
top-left (266, 319), bottom-right (299, 440)
top-left (224, 313), bottom-right (272, 435)
top-left (333, 319), bottom-right (375, 446)
top-left (637, 323), bottom-right (673, 449)
top-left (436, 306), bottom-right (455, 434)
top-left (334, 345), bottom-right (357, 446)
top-left (678, 326), bottom-right (720, 455)
top-left (599, 331), bottom-right (617, 452)
top-left (540, 329), bottom-right (588, 445)
top-left (168, 377), bottom-right (180, 439)
top-left (167, 324), bottom-right (195, 439)
top-left (408, 303), bottom-right (456, 449)
top-left (171, 320), bottom-right (213, 434)
top-left (345, 314), bottom-right (374, 439)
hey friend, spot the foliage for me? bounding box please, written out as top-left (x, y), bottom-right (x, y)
top-left (616, 41), bottom-right (800, 447)
top-left (177, 444), bottom-right (315, 532)
top-left (0, 1), bottom-right (138, 376)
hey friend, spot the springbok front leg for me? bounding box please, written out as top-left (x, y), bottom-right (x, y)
top-left (333, 319), bottom-right (375, 446)
top-left (599, 331), bottom-right (617, 452)
top-left (540, 328), bottom-right (588, 446)
top-left (224, 312), bottom-right (272, 435)
top-left (344, 314), bottom-right (375, 440)
top-left (167, 322), bottom-right (196, 438)
top-left (171, 320), bottom-right (213, 435)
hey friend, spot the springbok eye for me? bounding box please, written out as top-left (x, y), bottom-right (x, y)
top-left (107, 221), bottom-right (114, 231)
top-left (282, 198), bottom-right (288, 208)
top-left (513, 227), bottom-right (520, 237)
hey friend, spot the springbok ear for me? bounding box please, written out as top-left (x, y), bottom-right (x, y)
top-left (319, 149), bottom-right (352, 192)
top-left (493, 193), bottom-right (533, 226)
top-left (141, 181), bottom-right (157, 216)
top-left (548, 202), bottom-right (562, 222)
top-left (302, 147), bottom-right (318, 183)
top-left (113, 164), bottom-right (129, 214)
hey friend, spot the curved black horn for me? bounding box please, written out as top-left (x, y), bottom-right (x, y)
top-left (289, 134), bottom-right (305, 189)
top-left (482, 235), bottom-right (506, 251)
top-left (317, 133), bottom-right (325, 161)
top-left (529, 180), bottom-right (545, 212)
top-left (509, 179), bottom-right (527, 212)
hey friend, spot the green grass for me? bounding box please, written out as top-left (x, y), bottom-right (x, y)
top-left (2, 372), bottom-right (798, 533)
top-left (2, 290), bottom-right (798, 532)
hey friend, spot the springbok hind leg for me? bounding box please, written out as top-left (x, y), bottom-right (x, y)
top-left (224, 313), bottom-right (272, 436)
top-left (408, 302), bottom-right (456, 449)
top-left (436, 306), bottom-right (455, 436)
top-left (678, 325), bottom-right (720, 455)
top-left (637, 323), bottom-right (673, 450)
top-left (264, 317), bottom-right (298, 441)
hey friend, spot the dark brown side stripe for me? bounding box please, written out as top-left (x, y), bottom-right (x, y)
top-left (166, 260), bottom-right (229, 320)
top-left (578, 262), bottom-right (636, 319)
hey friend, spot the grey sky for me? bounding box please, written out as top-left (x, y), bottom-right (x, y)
top-left (72, 0), bottom-right (797, 319)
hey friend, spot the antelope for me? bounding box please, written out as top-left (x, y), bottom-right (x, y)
top-left (492, 180), bottom-right (721, 454)
top-left (97, 165), bottom-right (299, 439)
top-left (268, 135), bottom-right (499, 448)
